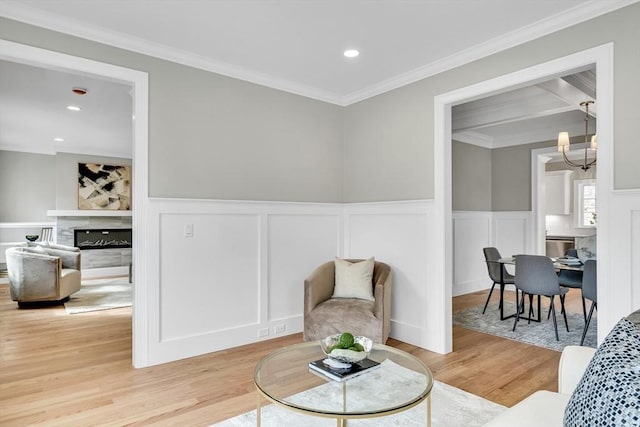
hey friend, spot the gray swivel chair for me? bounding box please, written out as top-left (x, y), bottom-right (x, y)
top-left (6, 243), bottom-right (81, 307)
top-left (557, 248), bottom-right (586, 320)
top-left (482, 247), bottom-right (515, 315)
top-left (513, 255), bottom-right (569, 341)
top-left (580, 260), bottom-right (597, 346)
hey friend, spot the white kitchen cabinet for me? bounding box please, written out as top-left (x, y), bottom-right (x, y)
top-left (545, 170), bottom-right (573, 215)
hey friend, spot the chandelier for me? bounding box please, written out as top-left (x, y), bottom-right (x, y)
top-left (557, 100), bottom-right (597, 171)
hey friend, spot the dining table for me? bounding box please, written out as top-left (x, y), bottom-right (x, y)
top-left (489, 256), bottom-right (584, 321)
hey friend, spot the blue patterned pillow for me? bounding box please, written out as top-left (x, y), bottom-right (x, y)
top-left (564, 318), bottom-right (640, 426)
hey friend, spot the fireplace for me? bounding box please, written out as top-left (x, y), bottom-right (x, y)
top-left (74, 228), bottom-right (132, 250)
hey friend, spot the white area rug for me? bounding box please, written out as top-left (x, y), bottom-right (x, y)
top-left (212, 360), bottom-right (505, 427)
top-left (64, 277), bottom-right (132, 314)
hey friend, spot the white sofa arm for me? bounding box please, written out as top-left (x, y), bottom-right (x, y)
top-left (558, 345), bottom-right (596, 395)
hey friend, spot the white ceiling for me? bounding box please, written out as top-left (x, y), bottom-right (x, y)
top-left (0, 60), bottom-right (133, 158)
top-left (0, 0), bottom-right (632, 158)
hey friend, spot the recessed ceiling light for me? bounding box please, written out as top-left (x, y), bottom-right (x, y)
top-left (66, 105), bottom-right (81, 111)
top-left (344, 49), bottom-right (359, 58)
top-left (54, 137), bottom-right (64, 142)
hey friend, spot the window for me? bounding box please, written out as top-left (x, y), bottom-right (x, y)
top-left (575, 179), bottom-right (596, 228)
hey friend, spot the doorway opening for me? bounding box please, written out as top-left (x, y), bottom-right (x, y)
top-left (435, 43), bottom-right (613, 353)
top-left (0, 40), bottom-right (149, 367)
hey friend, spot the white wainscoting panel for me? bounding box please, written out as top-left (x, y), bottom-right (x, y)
top-left (344, 201), bottom-right (434, 350)
top-left (492, 212), bottom-right (532, 258)
top-left (144, 199), bottom-right (536, 366)
top-left (159, 212), bottom-right (261, 341)
top-left (452, 212), bottom-right (491, 296)
top-left (601, 190), bottom-right (640, 342)
top-left (267, 214), bottom-right (340, 330)
top-left (145, 199), bottom-right (343, 365)
top-left (452, 211), bottom-right (531, 297)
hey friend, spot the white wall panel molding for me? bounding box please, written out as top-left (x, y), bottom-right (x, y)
top-left (144, 198), bottom-right (537, 364)
top-left (492, 211), bottom-right (533, 257)
top-left (344, 200), bottom-right (436, 350)
top-left (145, 198), bottom-right (436, 364)
top-left (452, 211), bottom-right (531, 297)
top-left (145, 198), bottom-right (343, 365)
top-left (267, 213), bottom-right (341, 325)
top-left (601, 190), bottom-right (640, 341)
top-left (452, 211), bottom-right (492, 297)
top-left (159, 212), bottom-right (261, 341)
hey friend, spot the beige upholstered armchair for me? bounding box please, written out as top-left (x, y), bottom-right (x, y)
top-left (6, 243), bottom-right (81, 306)
top-left (303, 258), bottom-right (392, 344)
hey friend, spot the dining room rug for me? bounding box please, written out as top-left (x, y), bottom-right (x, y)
top-left (64, 276), bottom-right (132, 314)
top-left (211, 360), bottom-right (505, 427)
top-left (453, 299), bottom-right (597, 351)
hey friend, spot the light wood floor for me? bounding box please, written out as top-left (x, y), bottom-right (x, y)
top-left (0, 284), bottom-right (586, 426)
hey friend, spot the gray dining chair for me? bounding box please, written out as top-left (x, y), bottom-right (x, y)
top-left (513, 255), bottom-right (569, 341)
top-left (557, 248), bottom-right (586, 320)
top-left (580, 260), bottom-right (597, 346)
top-left (482, 247), bottom-right (515, 315)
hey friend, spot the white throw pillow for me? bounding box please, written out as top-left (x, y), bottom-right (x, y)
top-left (332, 257), bottom-right (375, 301)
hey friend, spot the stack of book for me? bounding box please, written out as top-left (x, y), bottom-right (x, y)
top-left (308, 358), bottom-right (380, 382)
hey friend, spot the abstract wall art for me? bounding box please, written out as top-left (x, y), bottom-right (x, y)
top-left (78, 163), bottom-right (131, 210)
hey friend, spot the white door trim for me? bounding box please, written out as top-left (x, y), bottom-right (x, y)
top-left (0, 39), bottom-right (150, 367)
top-left (435, 43), bottom-right (614, 352)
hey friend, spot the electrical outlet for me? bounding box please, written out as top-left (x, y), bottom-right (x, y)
top-left (274, 324), bottom-right (286, 334)
top-left (184, 223), bottom-right (193, 238)
top-left (258, 328), bottom-right (269, 338)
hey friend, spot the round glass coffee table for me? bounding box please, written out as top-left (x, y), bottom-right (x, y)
top-left (254, 341), bottom-right (433, 426)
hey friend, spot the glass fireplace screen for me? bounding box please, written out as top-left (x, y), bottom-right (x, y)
top-left (74, 228), bottom-right (132, 250)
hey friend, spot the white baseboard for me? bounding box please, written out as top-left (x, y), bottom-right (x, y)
top-left (453, 278), bottom-right (490, 297)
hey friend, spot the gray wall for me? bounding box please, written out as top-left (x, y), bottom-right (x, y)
top-left (452, 139), bottom-right (558, 212)
top-left (2, 3), bottom-right (639, 205)
top-left (451, 141), bottom-right (492, 211)
top-left (0, 18), bottom-right (344, 203)
top-left (491, 140), bottom-right (555, 211)
top-left (342, 85), bottom-right (431, 202)
top-left (0, 150), bottom-right (55, 222)
top-left (150, 62), bottom-right (344, 202)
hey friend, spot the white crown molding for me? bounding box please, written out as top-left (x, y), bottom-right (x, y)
top-left (0, 1), bottom-right (343, 105)
top-left (0, 143), bottom-right (130, 159)
top-left (452, 131), bottom-right (494, 149)
top-left (0, 142), bottom-right (55, 155)
top-left (1, 0), bottom-right (638, 106)
top-left (341, 0), bottom-right (640, 105)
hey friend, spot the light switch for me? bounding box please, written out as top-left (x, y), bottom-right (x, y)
top-left (184, 223), bottom-right (194, 238)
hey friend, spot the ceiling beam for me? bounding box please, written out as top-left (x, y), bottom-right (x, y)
top-left (535, 77), bottom-right (597, 117)
top-left (453, 104), bottom-right (575, 133)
